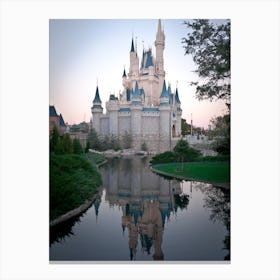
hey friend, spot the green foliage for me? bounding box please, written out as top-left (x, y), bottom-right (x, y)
top-left (50, 154), bottom-right (102, 220)
top-left (173, 139), bottom-right (201, 162)
top-left (141, 142), bottom-right (148, 151)
top-left (73, 138), bottom-right (83, 154)
top-left (181, 118), bottom-right (191, 136)
top-left (150, 151), bottom-right (177, 165)
top-left (110, 134), bottom-right (121, 151)
top-left (54, 133), bottom-right (73, 155)
top-left (122, 131), bottom-right (132, 149)
top-left (50, 126), bottom-right (59, 153)
top-left (209, 114), bottom-right (230, 155)
top-left (182, 19), bottom-right (230, 103)
top-left (62, 133), bottom-right (73, 154)
top-left (85, 141), bottom-right (90, 153)
top-left (196, 155), bottom-right (229, 162)
top-left (84, 152), bottom-right (106, 166)
top-left (88, 129), bottom-right (101, 150)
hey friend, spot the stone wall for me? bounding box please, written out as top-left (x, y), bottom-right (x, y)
top-left (119, 115), bottom-right (131, 135)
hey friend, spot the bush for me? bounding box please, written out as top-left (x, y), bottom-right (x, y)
top-left (173, 139), bottom-right (201, 162)
top-left (141, 142), bottom-right (148, 151)
top-left (150, 151), bottom-right (176, 164)
top-left (50, 154), bottom-right (102, 220)
top-left (122, 131), bottom-right (132, 149)
top-left (73, 138), bottom-right (83, 154)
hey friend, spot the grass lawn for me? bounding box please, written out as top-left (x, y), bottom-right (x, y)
top-left (153, 162), bottom-right (230, 184)
top-left (50, 153), bottom-right (102, 221)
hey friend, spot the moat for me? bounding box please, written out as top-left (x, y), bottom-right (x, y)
top-left (50, 156), bottom-right (230, 261)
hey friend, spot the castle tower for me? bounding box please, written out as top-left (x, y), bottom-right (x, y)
top-left (175, 87), bottom-right (182, 136)
top-left (129, 38), bottom-right (139, 78)
top-left (91, 85), bottom-right (103, 134)
top-left (159, 80), bottom-right (171, 152)
top-left (130, 81), bottom-right (143, 150)
top-left (106, 94), bottom-right (120, 136)
top-left (155, 19), bottom-right (165, 96)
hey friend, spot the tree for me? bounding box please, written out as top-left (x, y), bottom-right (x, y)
top-left (141, 142), bottom-right (148, 151)
top-left (122, 131), bottom-right (132, 149)
top-left (88, 129), bottom-right (101, 151)
top-left (173, 139), bottom-right (201, 163)
top-left (62, 133), bottom-right (73, 154)
top-left (50, 126), bottom-right (59, 153)
top-left (210, 114), bottom-right (230, 155)
top-left (182, 19), bottom-right (230, 104)
top-left (73, 138), bottom-right (83, 154)
top-left (181, 118), bottom-right (191, 136)
top-left (85, 141), bottom-right (90, 153)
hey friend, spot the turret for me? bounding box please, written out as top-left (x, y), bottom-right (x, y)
top-left (106, 93), bottom-right (119, 136)
top-left (91, 85), bottom-right (103, 134)
top-left (159, 80), bottom-right (171, 152)
top-left (129, 38), bottom-right (139, 76)
top-left (155, 19), bottom-right (165, 100)
top-left (159, 80), bottom-right (169, 106)
top-left (155, 19), bottom-right (165, 73)
top-left (130, 82), bottom-right (143, 150)
top-left (175, 87), bottom-right (182, 136)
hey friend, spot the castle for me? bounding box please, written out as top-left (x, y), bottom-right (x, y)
top-left (91, 19), bottom-right (182, 153)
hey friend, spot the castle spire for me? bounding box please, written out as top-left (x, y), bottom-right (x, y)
top-left (175, 87), bottom-right (181, 103)
top-left (130, 37), bottom-right (135, 52)
top-left (122, 67), bottom-right (127, 77)
top-left (160, 80), bottom-right (168, 98)
top-left (157, 19), bottom-right (162, 34)
top-left (93, 85), bottom-right (102, 103)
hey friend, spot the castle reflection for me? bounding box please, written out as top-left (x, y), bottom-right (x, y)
top-left (100, 157), bottom-right (189, 260)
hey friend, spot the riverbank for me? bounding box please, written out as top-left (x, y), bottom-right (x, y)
top-left (151, 162), bottom-right (230, 188)
top-left (50, 152), bottom-right (106, 224)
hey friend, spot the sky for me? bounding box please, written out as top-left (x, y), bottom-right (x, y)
top-left (49, 19), bottom-right (228, 128)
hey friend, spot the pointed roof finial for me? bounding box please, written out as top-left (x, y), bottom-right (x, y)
top-left (160, 80), bottom-right (168, 98)
top-left (175, 87), bottom-right (181, 103)
top-left (130, 37), bottom-right (135, 52)
top-left (122, 65), bottom-right (127, 77)
top-left (158, 19), bottom-right (162, 32)
top-left (93, 85), bottom-right (102, 103)
top-left (96, 77), bottom-right (98, 86)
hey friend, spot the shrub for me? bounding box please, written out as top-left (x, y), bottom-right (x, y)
top-left (173, 139), bottom-right (201, 162)
top-left (141, 142), bottom-right (148, 151)
top-left (150, 151), bottom-right (176, 164)
top-left (73, 138), bottom-right (83, 154)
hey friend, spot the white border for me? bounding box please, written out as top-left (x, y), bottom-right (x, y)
top-left (1, 0), bottom-right (279, 279)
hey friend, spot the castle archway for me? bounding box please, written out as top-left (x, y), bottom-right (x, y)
top-left (172, 125), bottom-right (176, 137)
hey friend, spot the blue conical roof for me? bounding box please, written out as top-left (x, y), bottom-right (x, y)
top-left (175, 88), bottom-right (181, 103)
top-left (130, 38), bottom-right (135, 52)
top-left (160, 80), bottom-right (168, 98)
top-left (167, 84), bottom-right (172, 97)
top-left (59, 114), bottom-right (66, 126)
top-left (133, 81), bottom-right (140, 99)
top-left (122, 68), bottom-right (127, 77)
top-left (145, 50), bottom-right (154, 68)
top-left (93, 86), bottom-right (102, 103)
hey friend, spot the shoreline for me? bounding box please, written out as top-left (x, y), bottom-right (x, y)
top-left (150, 164), bottom-right (230, 189)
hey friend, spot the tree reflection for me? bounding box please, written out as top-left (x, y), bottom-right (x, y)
top-left (202, 186), bottom-right (230, 260)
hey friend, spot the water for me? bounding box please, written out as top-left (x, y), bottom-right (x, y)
top-left (50, 156), bottom-right (230, 262)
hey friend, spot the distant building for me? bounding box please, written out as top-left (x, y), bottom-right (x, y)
top-left (91, 19), bottom-right (182, 153)
top-left (49, 105), bottom-right (66, 135)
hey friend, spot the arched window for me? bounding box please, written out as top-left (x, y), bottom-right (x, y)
top-left (172, 125), bottom-right (176, 137)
